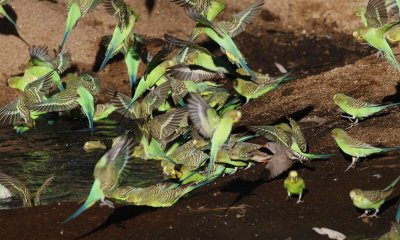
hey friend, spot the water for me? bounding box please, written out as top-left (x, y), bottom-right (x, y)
top-left (0, 117), bottom-right (164, 209)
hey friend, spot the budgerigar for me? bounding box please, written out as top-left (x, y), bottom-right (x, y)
top-left (0, 72), bottom-right (55, 130)
top-left (99, 0), bottom-right (139, 71)
top-left (350, 175), bottom-right (400, 218)
top-left (185, 0), bottom-right (265, 80)
top-left (0, 171), bottom-right (55, 207)
top-left (333, 93), bottom-right (400, 125)
top-left (331, 128), bottom-right (400, 171)
top-left (61, 0), bottom-right (103, 49)
top-left (63, 135), bottom-right (133, 223)
top-left (187, 93), bottom-right (241, 176)
top-left (234, 68), bottom-right (291, 103)
top-left (30, 72), bottom-right (101, 130)
top-left (354, 0), bottom-right (388, 27)
top-left (353, 21), bottom-right (400, 70)
top-left (284, 170), bottom-right (305, 204)
top-left (8, 46), bottom-right (71, 92)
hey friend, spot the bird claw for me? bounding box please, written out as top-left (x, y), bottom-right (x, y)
top-left (376, 51), bottom-right (383, 60)
top-left (344, 164), bottom-right (355, 172)
top-left (296, 199), bottom-right (304, 204)
top-left (100, 199), bottom-right (115, 209)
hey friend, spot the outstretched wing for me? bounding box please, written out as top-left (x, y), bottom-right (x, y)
top-left (0, 97), bottom-right (22, 125)
top-left (186, 93), bottom-right (218, 139)
top-left (366, 0), bottom-right (388, 28)
top-left (0, 171), bottom-right (32, 207)
top-left (217, 0), bottom-right (264, 38)
top-left (33, 175), bottom-right (56, 206)
top-left (150, 108), bottom-right (187, 140)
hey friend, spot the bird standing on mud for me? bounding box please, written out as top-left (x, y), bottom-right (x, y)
top-left (350, 176), bottom-right (400, 218)
top-left (284, 170), bottom-right (305, 204)
top-left (331, 128), bottom-right (400, 171)
top-left (333, 93), bottom-right (400, 126)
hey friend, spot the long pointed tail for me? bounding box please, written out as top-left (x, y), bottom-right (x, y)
top-left (396, 201), bottom-right (400, 223)
top-left (384, 175), bottom-right (400, 191)
top-left (61, 4), bottom-right (81, 49)
top-left (303, 153), bottom-right (336, 160)
top-left (0, 6), bottom-right (18, 30)
top-left (99, 48), bottom-right (114, 71)
top-left (62, 198), bottom-right (97, 224)
top-left (382, 102), bottom-right (400, 109)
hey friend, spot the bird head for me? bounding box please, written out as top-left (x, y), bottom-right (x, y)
top-left (349, 189), bottom-right (363, 201)
top-left (352, 27), bottom-right (367, 41)
top-left (226, 110), bottom-right (242, 123)
top-left (331, 128), bottom-right (344, 138)
top-left (354, 6), bottom-right (366, 17)
top-left (289, 170), bottom-right (298, 182)
top-left (332, 93), bottom-right (346, 105)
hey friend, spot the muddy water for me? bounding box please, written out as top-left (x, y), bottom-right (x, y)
top-left (0, 117), bottom-right (163, 209)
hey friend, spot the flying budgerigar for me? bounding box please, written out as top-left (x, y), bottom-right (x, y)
top-left (63, 134), bottom-right (134, 223)
top-left (184, 0), bottom-right (265, 80)
top-left (350, 175), bottom-right (400, 218)
top-left (284, 170), bottom-right (305, 204)
top-left (61, 0), bottom-right (103, 49)
top-left (187, 93), bottom-right (241, 176)
top-left (331, 128), bottom-right (400, 171)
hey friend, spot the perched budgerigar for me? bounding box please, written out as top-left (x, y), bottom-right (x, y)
top-left (63, 135), bottom-right (133, 223)
top-left (187, 93), bottom-right (241, 176)
top-left (30, 73), bottom-right (101, 130)
top-left (331, 128), bottom-right (400, 171)
top-left (0, 0), bottom-right (18, 29)
top-left (353, 21), bottom-right (400, 70)
top-left (61, 0), bottom-right (103, 49)
top-left (234, 68), bottom-right (291, 103)
top-left (284, 170), bottom-right (305, 204)
top-left (0, 171), bottom-right (55, 207)
top-left (333, 93), bottom-right (400, 125)
top-left (185, 0), bottom-right (265, 80)
top-left (350, 175), bottom-right (400, 218)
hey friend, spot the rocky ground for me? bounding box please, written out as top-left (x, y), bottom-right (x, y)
top-left (0, 0), bottom-right (399, 239)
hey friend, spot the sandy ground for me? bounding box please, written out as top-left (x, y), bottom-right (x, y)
top-left (0, 0), bottom-right (400, 239)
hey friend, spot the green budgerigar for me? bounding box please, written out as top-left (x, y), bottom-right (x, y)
top-left (234, 68), bottom-right (291, 103)
top-left (187, 93), bottom-right (241, 176)
top-left (61, 0), bottom-right (103, 49)
top-left (333, 93), bottom-right (400, 125)
top-left (185, 0), bottom-right (265, 80)
top-left (0, 72), bottom-right (55, 130)
top-left (63, 135), bottom-right (133, 223)
top-left (284, 170), bottom-right (305, 204)
top-left (331, 128), bottom-right (400, 171)
top-left (353, 21), bottom-right (400, 70)
top-left (354, 0), bottom-right (388, 28)
top-left (350, 175), bottom-right (400, 218)
top-left (30, 72), bottom-right (101, 130)
top-left (99, 0), bottom-right (139, 71)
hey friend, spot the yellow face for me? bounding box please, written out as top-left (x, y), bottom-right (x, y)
top-left (289, 170), bottom-right (298, 182)
top-left (349, 189), bottom-right (362, 201)
top-left (332, 93), bottom-right (344, 105)
top-left (331, 128), bottom-right (343, 137)
top-left (227, 110), bottom-right (242, 123)
top-left (353, 27), bottom-right (366, 41)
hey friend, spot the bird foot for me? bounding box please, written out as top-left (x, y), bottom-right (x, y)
top-left (296, 199), bottom-right (304, 204)
top-left (344, 163), bottom-right (356, 172)
top-left (100, 199), bottom-right (115, 209)
top-left (345, 122), bottom-right (359, 130)
top-left (376, 51), bottom-right (383, 60)
top-left (369, 212), bottom-right (380, 218)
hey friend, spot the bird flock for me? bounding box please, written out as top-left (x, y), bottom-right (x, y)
top-left (0, 0), bottom-right (398, 227)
